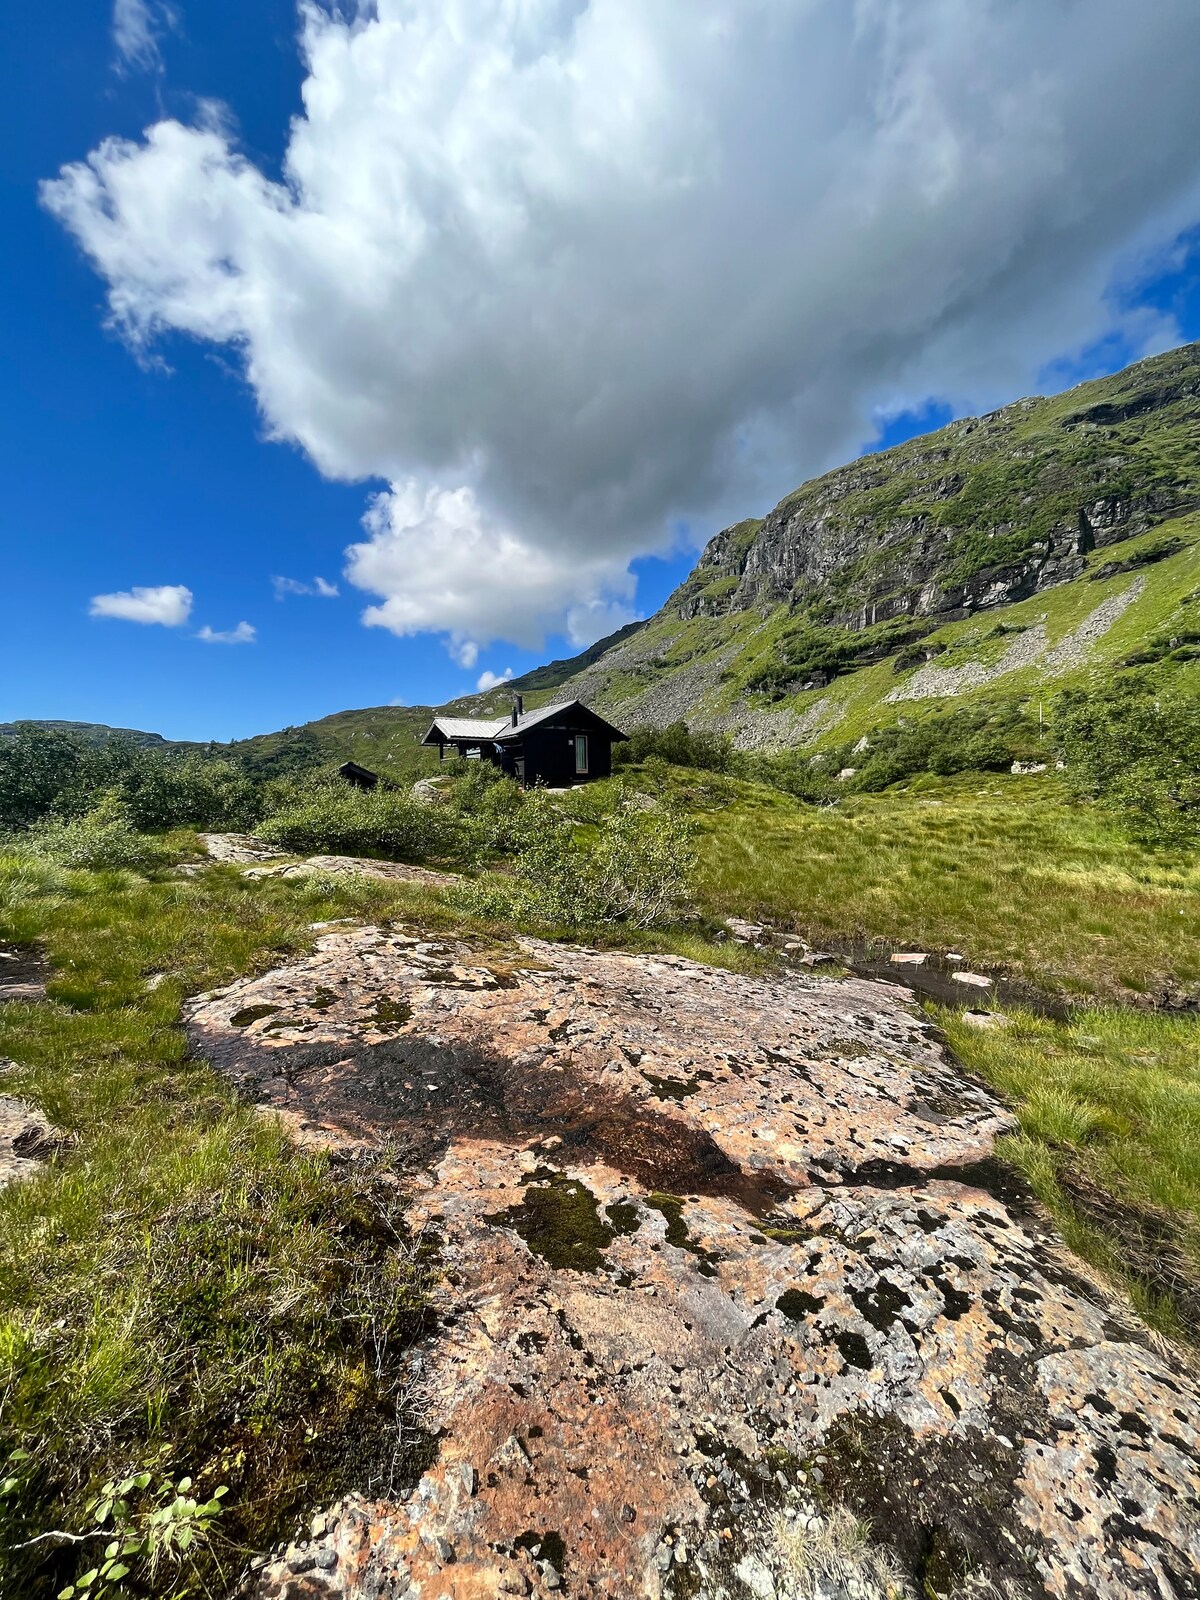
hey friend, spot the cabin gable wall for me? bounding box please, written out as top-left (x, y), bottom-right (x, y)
top-left (521, 720), bottom-right (612, 786)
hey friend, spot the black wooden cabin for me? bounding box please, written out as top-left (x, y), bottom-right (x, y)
top-left (337, 760), bottom-right (405, 792)
top-left (337, 760), bottom-right (382, 790)
top-left (421, 696), bottom-right (627, 788)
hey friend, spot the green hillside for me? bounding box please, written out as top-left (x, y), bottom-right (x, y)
top-left (220, 704), bottom-right (441, 782)
top-left (536, 343), bottom-right (1200, 751)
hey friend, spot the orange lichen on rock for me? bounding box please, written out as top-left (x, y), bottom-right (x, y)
top-left (187, 928), bottom-right (1200, 1600)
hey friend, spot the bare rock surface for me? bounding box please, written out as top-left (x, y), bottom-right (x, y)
top-left (198, 832), bottom-right (288, 864)
top-left (0, 1092), bottom-right (68, 1187)
top-left (0, 942), bottom-right (48, 1004)
top-left (242, 855), bottom-right (460, 889)
top-left (199, 833), bottom-right (459, 888)
top-left (184, 927), bottom-right (1200, 1600)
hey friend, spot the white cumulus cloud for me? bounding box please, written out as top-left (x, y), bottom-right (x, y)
top-left (47, 1), bottom-right (1200, 661)
top-left (272, 574), bottom-right (339, 599)
top-left (197, 621), bottom-right (256, 644)
top-left (476, 666), bottom-right (514, 692)
top-left (90, 583), bottom-right (193, 626)
top-left (345, 480), bottom-right (635, 666)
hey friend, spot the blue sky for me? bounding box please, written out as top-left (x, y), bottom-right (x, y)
top-left (4, 2), bottom-right (1200, 741)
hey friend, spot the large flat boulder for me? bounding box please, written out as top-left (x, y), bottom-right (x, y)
top-left (186, 928), bottom-right (1200, 1600)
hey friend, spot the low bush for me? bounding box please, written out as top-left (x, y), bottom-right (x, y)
top-left (256, 781), bottom-right (476, 863)
top-left (451, 789), bottom-right (697, 930)
top-left (853, 705), bottom-right (1039, 790)
top-left (1054, 677), bottom-right (1200, 847)
top-left (613, 720), bottom-right (735, 774)
top-left (12, 801), bottom-right (170, 872)
top-left (760, 703), bottom-right (1040, 799)
top-left (113, 757), bottom-right (262, 833)
top-left (0, 726), bottom-right (263, 833)
top-left (442, 762), bottom-right (528, 850)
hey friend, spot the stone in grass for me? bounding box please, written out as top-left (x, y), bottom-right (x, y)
top-left (890, 952), bottom-right (929, 966)
top-left (962, 1010), bottom-right (1008, 1029)
top-left (951, 970), bottom-right (992, 988)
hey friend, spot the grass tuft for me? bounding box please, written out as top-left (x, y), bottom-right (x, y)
top-left (0, 857), bottom-right (437, 1600)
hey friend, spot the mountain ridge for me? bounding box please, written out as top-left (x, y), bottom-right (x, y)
top-left (8, 342), bottom-right (1200, 775)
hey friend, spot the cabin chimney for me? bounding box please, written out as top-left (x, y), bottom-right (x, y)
top-left (511, 693), bottom-right (524, 727)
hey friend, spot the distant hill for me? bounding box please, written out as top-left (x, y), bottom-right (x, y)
top-left (217, 705), bottom-right (441, 783)
top-left (0, 720), bottom-right (178, 748)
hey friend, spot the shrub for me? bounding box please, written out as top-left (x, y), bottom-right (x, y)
top-left (588, 802), bottom-right (700, 927)
top-left (115, 756), bottom-right (262, 832)
top-left (16, 800), bottom-right (170, 872)
top-left (0, 726), bottom-right (264, 833)
top-left (613, 720), bottom-right (735, 774)
top-left (1054, 678), bottom-right (1200, 847)
top-left (451, 789), bottom-right (697, 929)
top-left (0, 725), bottom-right (83, 828)
top-left (256, 783), bottom-right (476, 863)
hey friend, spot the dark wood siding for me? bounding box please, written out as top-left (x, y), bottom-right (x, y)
top-left (519, 716), bottom-right (614, 787)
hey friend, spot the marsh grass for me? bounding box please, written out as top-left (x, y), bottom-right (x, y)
top-left (938, 1005), bottom-right (1200, 1340)
top-left (693, 771), bottom-right (1200, 999)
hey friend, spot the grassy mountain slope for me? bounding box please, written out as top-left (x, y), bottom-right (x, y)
top-left (533, 342), bottom-right (1200, 748)
top-left (220, 705), bottom-right (442, 781)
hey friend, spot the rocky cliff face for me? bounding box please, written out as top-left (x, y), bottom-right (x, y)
top-left (673, 343), bottom-right (1200, 633)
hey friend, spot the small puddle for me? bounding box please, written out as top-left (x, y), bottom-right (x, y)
top-left (831, 943), bottom-right (1069, 1020)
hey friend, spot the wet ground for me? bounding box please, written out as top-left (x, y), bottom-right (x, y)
top-left (835, 943), bottom-right (1070, 1019)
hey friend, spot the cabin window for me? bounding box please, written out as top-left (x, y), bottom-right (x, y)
top-left (574, 734), bottom-right (589, 774)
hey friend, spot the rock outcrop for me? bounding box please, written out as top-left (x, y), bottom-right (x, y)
top-left (672, 345), bottom-right (1200, 631)
top-left (186, 928), bottom-right (1200, 1600)
top-left (0, 942), bottom-right (47, 1004)
top-left (198, 835), bottom-right (459, 889)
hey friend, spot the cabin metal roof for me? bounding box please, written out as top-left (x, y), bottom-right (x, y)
top-left (427, 716), bottom-right (511, 741)
top-left (421, 699), bottom-right (627, 746)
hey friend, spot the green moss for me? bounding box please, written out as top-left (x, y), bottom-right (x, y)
top-left (645, 1192), bottom-right (721, 1275)
top-left (370, 996), bottom-right (413, 1029)
top-left (486, 1169), bottom-right (622, 1273)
